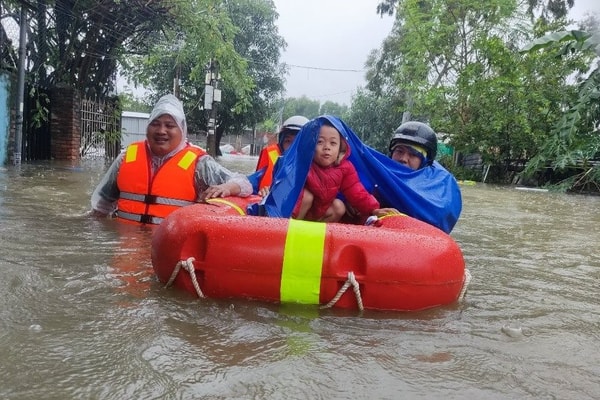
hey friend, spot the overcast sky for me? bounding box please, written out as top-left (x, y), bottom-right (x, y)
top-left (273, 0), bottom-right (600, 106)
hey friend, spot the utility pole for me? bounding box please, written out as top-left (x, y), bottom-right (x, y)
top-left (173, 61), bottom-right (181, 98)
top-left (204, 59), bottom-right (221, 157)
top-left (401, 94), bottom-right (414, 124)
top-left (13, 5), bottom-right (27, 165)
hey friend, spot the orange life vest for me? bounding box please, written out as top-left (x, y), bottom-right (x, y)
top-left (116, 142), bottom-right (206, 224)
top-left (255, 144), bottom-right (281, 189)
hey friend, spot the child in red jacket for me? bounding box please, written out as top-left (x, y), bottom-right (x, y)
top-left (293, 122), bottom-right (380, 222)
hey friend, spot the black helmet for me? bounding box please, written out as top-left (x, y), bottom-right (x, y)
top-left (278, 115), bottom-right (309, 149)
top-left (389, 121), bottom-right (437, 165)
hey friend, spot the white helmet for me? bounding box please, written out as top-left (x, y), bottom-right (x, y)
top-left (278, 115), bottom-right (309, 148)
top-left (281, 115), bottom-right (309, 132)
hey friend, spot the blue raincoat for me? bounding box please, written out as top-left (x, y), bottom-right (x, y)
top-left (248, 115), bottom-right (462, 233)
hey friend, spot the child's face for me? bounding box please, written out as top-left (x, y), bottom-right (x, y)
top-left (314, 125), bottom-right (341, 167)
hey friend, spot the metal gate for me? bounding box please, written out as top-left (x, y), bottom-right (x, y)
top-left (80, 97), bottom-right (121, 159)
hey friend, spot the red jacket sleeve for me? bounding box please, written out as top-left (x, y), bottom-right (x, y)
top-left (339, 160), bottom-right (380, 215)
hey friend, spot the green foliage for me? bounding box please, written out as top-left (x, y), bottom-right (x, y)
top-left (281, 96), bottom-right (322, 120)
top-left (363, 0), bottom-right (598, 187)
top-left (27, 87), bottom-right (49, 129)
top-left (257, 118), bottom-right (278, 133)
top-left (126, 0), bottom-right (253, 108)
top-left (118, 92), bottom-right (151, 113)
top-left (521, 29), bottom-right (600, 192)
top-left (319, 101), bottom-right (349, 119)
top-left (23, 0), bottom-right (173, 97)
top-left (124, 0), bottom-right (284, 151)
top-left (345, 88), bottom-right (403, 151)
top-left (214, 0), bottom-right (286, 134)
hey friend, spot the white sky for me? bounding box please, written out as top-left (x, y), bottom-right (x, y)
top-left (273, 0), bottom-right (600, 106)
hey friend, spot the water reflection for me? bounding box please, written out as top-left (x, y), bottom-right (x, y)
top-left (1, 161), bottom-right (600, 399)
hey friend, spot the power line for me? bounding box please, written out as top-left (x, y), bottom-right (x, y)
top-left (285, 63), bottom-right (364, 73)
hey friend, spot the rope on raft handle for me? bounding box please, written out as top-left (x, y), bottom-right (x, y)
top-left (166, 261), bottom-right (367, 310)
top-left (320, 271), bottom-right (364, 311)
top-left (164, 257), bottom-right (205, 298)
top-left (458, 268), bottom-right (471, 302)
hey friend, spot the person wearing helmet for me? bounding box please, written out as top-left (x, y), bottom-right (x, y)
top-left (388, 121), bottom-right (437, 170)
top-left (254, 115), bottom-right (309, 195)
top-left (371, 120), bottom-right (461, 225)
top-left (254, 116), bottom-right (461, 233)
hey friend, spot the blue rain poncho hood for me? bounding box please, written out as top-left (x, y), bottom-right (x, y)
top-left (248, 115), bottom-right (462, 233)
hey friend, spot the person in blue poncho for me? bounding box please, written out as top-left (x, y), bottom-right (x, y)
top-left (250, 115), bottom-right (462, 233)
top-left (369, 121), bottom-right (461, 222)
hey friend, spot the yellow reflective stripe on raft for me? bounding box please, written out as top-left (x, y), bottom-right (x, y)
top-left (205, 198), bottom-right (246, 215)
top-left (280, 219), bottom-right (326, 304)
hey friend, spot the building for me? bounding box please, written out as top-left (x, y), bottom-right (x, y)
top-left (121, 111), bottom-right (149, 149)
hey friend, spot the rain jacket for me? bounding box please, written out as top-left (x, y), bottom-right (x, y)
top-left (248, 115), bottom-right (462, 233)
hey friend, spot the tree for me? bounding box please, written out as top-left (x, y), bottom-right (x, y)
top-left (212, 0), bottom-right (286, 155)
top-left (521, 29), bottom-right (600, 192)
top-left (124, 0), bottom-right (285, 155)
top-left (346, 88), bottom-right (403, 151)
top-left (319, 101), bottom-right (349, 119)
top-left (118, 92), bottom-right (152, 113)
top-left (14, 0), bottom-right (174, 97)
top-left (364, 0), bottom-right (585, 182)
top-left (281, 96), bottom-right (321, 120)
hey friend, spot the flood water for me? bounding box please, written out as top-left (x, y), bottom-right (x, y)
top-left (1, 156), bottom-right (599, 399)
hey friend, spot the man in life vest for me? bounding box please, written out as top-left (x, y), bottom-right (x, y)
top-left (90, 94), bottom-right (253, 225)
top-left (254, 115), bottom-right (309, 195)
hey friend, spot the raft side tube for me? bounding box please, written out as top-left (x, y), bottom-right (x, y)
top-left (151, 202), bottom-right (466, 311)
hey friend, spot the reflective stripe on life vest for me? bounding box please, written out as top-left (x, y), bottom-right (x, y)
top-left (117, 210), bottom-right (164, 225)
top-left (256, 144), bottom-right (281, 189)
top-left (119, 192), bottom-right (196, 208)
top-left (116, 142), bottom-right (206, 224)
top-left (267, 147), bottom-right (279, 165)
top-left (280, 219), bottom-right (326, 304)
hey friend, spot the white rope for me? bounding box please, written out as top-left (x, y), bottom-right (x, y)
top-left (320, 271), bottom-right (364, 311)
top-left (458, 268), bottom-right (471, 302)
top-left (164, 257), bottom-right (205, 298)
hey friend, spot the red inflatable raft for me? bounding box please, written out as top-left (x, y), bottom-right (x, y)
top-left (151, 196), bottom-right (469, 312)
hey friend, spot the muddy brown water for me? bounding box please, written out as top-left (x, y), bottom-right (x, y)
top-left (1, 156), bottom-right (599, 399)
